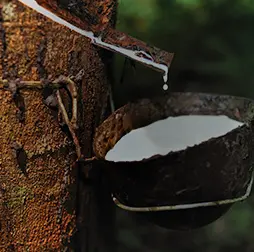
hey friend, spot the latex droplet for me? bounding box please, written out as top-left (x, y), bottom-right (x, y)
top-left (163, 84), bottom-right (168, 91)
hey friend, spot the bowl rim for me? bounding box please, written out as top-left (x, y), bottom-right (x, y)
top-left (94, 92), bottom-right (254, 159)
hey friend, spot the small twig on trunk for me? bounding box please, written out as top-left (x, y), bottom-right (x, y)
top-left (54, 76), bottom-right (78, 129)
top-left (56, 88), bottom-right (81, 159)
top-left (0, 78), bottom-right (63, 90)
top-left (0, 76), bottom-right (82, 160)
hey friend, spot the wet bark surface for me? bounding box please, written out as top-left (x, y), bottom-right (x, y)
top-left (0, 0), bottom-right (116, 251)
top-left (37, 0), bottom-right (117, 32)
top-left (35, 0), bottom-right (174, 75)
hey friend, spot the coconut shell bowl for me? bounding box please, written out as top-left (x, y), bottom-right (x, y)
top-left (92, 92), bottom-right (254, 230)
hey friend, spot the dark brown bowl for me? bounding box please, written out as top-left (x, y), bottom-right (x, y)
top-left (93, 92), bottom-right (254, 229)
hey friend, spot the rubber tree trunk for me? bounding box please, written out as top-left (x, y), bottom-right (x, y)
top-left (0, 0), bottom-right (116, 251)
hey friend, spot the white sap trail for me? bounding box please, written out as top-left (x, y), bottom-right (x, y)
top-left (19, 0), bottom-right (95, 38)
top-left (18, 0), bottom-right (169, 86)
top-left (106, 115), bottom-right (243, 162)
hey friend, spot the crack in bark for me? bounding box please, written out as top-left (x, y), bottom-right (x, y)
top-left (37, 38), bottom-right (48, 79)
top-left (0, 7), bottom-right (7, 79)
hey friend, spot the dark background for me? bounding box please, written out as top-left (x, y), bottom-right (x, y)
top-left (113, 0), bottom-right (254, 105)
top-left (113, 1), bottom-right (254, 251)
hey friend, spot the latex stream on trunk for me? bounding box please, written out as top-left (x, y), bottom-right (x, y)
top-left (18, 0), bottom-right (174, 90)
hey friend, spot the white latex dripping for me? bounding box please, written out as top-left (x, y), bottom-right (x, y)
top-left (18, 0), bottom-right (169, 89)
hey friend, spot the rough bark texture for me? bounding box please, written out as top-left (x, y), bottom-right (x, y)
top-left (37, 0), bottom-right (117, 33)
top-left (0, 0), bottom-right (116, 251)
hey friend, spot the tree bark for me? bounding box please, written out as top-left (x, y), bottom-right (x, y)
top-left (0, 0), bottom-right (116, 251)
